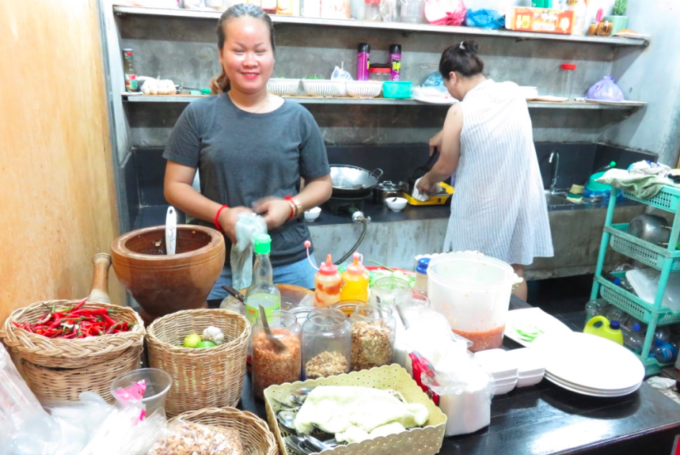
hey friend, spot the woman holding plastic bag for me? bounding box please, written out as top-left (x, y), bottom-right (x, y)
top-left (416, 41), bottom-right (553, 300)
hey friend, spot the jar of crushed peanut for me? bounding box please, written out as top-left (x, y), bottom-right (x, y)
top-left (302, 308), bottom-right (352, 379)
top-left (350, 304), bottom-right (396, 371)
top-left (252, 311), bottom-right (302, 399)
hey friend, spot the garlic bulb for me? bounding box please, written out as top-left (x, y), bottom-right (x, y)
top-left (202, 326), bottom-right (225, 345)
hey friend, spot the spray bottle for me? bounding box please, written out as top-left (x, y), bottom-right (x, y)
top-left (305, 241), bottom-right (343, 308)
top-left (340, 253), bottom-right (370, 302)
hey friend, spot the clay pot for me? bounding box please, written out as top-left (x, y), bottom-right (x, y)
top-left (111, 225), bottom-right (225, 325)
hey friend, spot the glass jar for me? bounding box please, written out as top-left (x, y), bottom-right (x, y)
top-left (370, 276), bottom-right (411, 308)
top-left (252, 311), bottom-right (302, 399)
top-left (557, 63), bottom-right (577, 100)
top-left (363, 0), bottom-right (381, 21)
top-left (369, 66), bottom-right (391, 82)
top-left (331, 300), bottom-right (364, 318)
top-left (399, 0), bottom-right (425, 23)
top-left (350, 304), bottom-right (396, 371)
top-left (302, 308), bottom-right (351, 379)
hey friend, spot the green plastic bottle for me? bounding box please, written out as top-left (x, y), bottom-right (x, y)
top-left (245, 234), bottom-right (281, 324)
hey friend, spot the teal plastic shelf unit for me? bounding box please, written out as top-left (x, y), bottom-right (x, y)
top-left (607, 223), bottom-right (680, 271)
top-left (621, 185), bottom-right (680, 213)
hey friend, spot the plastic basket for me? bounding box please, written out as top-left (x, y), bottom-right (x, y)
top-left (621, 185), bottom-right (680, 212)
top-left (382, 81), bottom-right (412, 99)
top-left (263, 364), bottom-right (447, 455)
top-left (596, 275), bottom-right (680, 325)
top-left (301, 80), bottom-right (344, 97)
top-left (267, 78), bottom-right (300, 96)
top-left (345, 81), bottom-right (383, 98)
top-left (607, 224), bottom-right (680, 271)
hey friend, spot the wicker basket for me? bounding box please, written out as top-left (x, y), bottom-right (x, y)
top-left (21, 344), bottom-right (142, 404)
top-left (267, 78), bottom-right (301, 96)
top-left (171, 407), bottom-right (278, 455)
top-left (1, 300), bottom-right (145, 369)
top-left (147, 309), bottom-right (250, 416)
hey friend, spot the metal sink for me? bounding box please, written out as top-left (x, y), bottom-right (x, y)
top-left (545, 192), bottom-right (573, 207)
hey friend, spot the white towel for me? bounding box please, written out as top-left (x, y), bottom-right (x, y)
top-left (411, 178), bottom-right (430, 202)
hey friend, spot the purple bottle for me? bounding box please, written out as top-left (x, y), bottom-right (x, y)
top-left (357, 43), bottom-right (370, 81)
top-left (389, 44), bottom-right (401, 81)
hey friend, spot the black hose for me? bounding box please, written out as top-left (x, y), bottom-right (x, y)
top-left (335, 219), bottom-right (368, 265)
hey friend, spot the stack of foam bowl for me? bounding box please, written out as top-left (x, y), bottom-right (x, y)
top-left (506, 347), bottom-right (545, 387)
top-left (473, 349), bottom-right (518, 395)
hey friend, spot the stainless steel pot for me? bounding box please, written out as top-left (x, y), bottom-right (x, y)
top-left (626, 214), bottom-right (671, 245)
top-left (373, 181), bottom-right (406, 203)
top-left (330, 165), bottom-right (383, 198)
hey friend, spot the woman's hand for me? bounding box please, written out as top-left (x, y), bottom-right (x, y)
top-left (255, 197), bottom-right (292, 231)
top-left (429, 130), bottom-right (444, 156)
top-left (416, 175), bottom-right (438, 195)
top-left (218, 206), bottom-right (254, 243)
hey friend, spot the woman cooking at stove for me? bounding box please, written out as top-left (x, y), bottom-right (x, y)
top-left (163, 4), bottom-right (332, 300)
top-left (417, 41), bottom-right (553, 300)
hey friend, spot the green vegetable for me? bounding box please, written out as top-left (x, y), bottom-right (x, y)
top-left (514, 325), bottom-right (544, 342)
top-left (197, 340), bottom-right (217, 348)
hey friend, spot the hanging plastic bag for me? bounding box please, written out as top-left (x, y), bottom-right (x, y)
top-left (331, 63), bottom-right (353, 96)
top-left (424, 0), bottom-right (467, 25)
top-left (231, 213), bottom-right (267, 290)
top-left (465, 8), bottom-right (504, 29)
top-left (586, 75), bottom-right (624, 102)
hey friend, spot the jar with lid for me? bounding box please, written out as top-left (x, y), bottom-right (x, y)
top-left (556, 63), bottom-right (577, 100)
top-left (331, 300), bottom-right (363, 318)
top-left (302, 308), bottom-right (351, 379)
top-left (369, 65), bottom-right (391, 82)
top-left (414, 257), bottom-right (431, 295)
top-left (363, 0), bottom-right (381, 21)
top-left (252, 311), bottom-right (302, 399)
top-left (399, 0), bottom-right (425, 23)
top-left (350, 304), bottom-right (396, 371)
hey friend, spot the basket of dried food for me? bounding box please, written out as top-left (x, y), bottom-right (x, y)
top-left (149, 407), bottom-right (278, 455)
top-left (264, 364), bottom-right (447, 455)
top-left (146, 309), bottom-right (250, 416)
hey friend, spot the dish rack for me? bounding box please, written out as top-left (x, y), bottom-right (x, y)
top-left (591, 185), bottom-right (680, 375)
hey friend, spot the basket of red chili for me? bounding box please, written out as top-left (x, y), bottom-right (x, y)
top-left (1, 298), bottom-right (145, 369)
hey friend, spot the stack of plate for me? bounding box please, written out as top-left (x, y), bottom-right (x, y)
top-left (532, 332), bottom-right (645, 397)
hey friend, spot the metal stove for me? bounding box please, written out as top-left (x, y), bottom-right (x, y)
top-left (325, 195), bottom-right (372, 222)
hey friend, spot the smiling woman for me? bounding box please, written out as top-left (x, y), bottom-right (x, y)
top-left (163, 4), bottom-right (333, 299)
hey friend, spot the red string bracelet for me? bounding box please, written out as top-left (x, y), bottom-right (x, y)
top-left (284, 196), bottom-right (297, 219)
top-left (214, 205), bottom-right (229, 231)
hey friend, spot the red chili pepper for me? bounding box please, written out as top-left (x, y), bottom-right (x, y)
top-left (71, 298), bottom-right (87, 312)
top-left (12, 321), bottom-right (21, 328)
top-left (106, 322), bottom-right (123, 334)
top-left (63, 331), bottom-right (78, 339)
top-left (48, 317), bottom-right (62, 329)
top-left (101, 314), bottom-right (117, 326)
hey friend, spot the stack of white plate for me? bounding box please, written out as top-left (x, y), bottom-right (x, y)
top-left (532, 332), bottom-right (645, 397)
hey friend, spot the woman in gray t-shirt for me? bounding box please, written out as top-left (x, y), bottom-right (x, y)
top-left (163, 4), bottom-right (332, 299)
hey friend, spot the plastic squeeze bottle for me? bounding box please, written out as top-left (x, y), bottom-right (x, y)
top-left (304, 241), bottom-right (343, 308)
top-left (245, 234), bottom-right (281, 324)
top-left (340, 253), bottom-right (369, 302)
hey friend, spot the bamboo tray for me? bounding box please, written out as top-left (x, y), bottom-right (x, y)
top-left (263, 364), bottom-right (446, 455)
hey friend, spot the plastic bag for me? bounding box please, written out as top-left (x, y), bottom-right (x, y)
top-left (424, 0), bottom-right (466, 25)
top-left (148, 420), bottom-right (244, 455)
top-left (586, 75), bottom-right (624, 102)
top-left (380, 0), bottom-right (399, 22)
top-left (626, 268), bottom-right (680, 312)
top-left (331, 63), bottom-right (352, 96)
top-left (230, 213), bottom-right (267, 290)
top-left (465, 8), bottom-right (504, 29)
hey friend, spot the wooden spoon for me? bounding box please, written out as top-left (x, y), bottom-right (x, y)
top-left (259, 305), bottom-right (287, 351)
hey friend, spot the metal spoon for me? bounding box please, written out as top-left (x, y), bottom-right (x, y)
top-left (259, 305), bottom-right (287, 351)
top-left (290, 388), bottom-right (312, 406)
top-left (222, 285), bottom-right (245, 304)
top-left (165, 206), bottom-right (177, 255)
top-left (276, 409), bottom-right (299, 433)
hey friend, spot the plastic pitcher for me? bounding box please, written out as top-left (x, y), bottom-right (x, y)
top-left (427, 252), bottom-right (521, 352)
top-left (110, 368), bottom-right (172, 418)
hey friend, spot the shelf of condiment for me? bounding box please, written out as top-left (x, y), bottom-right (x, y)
top-left (112, 5), bottom-right (649, 47)
top-left (121, 93), bottom-right (646, 110)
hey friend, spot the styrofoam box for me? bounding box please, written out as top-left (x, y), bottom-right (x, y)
top-left (493, 376), bottom-right (518, 395)
top-left (505, 347), bottom-right (545, 377)
top-left (474, 349), bottom-right (518, 381)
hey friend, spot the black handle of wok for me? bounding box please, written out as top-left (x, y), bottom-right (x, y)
top-left (222, 285), bottom-right (246, 303)
top-left (425, 148), bottom-right (440, 170)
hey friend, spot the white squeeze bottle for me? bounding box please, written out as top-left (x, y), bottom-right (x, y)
top-left (245, 234), bottom-right (281, 324)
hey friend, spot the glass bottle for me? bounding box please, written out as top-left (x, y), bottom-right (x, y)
top-left (350, 304), bottom-right (396, 371)
top-left (340, 253), bottom-right (369, 302)
top-left (252, 311), bottom-right (301, 399)
top-left (302, 308), bottom-right (351, 379)
top-left (122, 48), bottom-right (139, 93)
top-left (245, 234), bottom-right (282, 324)
top-left (414, 258), bottom-right (431, 296)
top-left (331, 300), bottom-right (364, 318)
top-left (314, 254), bottom-right (343, 308)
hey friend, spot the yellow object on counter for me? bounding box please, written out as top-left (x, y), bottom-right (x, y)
top-left (340, 253), bottom-right (369, 302)
top-left (403, 182), bottom-right (454, 206)
top-left (583, 315), bottom-right (624, 345)
top-left (569, 184), bottom-right (584, 195)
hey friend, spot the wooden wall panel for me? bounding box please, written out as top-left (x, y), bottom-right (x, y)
top-left (0, 0), bottom-right (123, 325)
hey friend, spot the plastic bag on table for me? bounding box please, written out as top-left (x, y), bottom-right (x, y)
top-left (148, 419), bottom-right (245, 455)
top-left (465, 8), bottom-right (504, 29)
top-left (424, 0), bottom-right (466, 25)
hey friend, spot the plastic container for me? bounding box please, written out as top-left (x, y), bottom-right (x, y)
top-left (557, 63), bottom-right (577, 100)
top-left (427, 252), bottom-right (520, 352)
top-left (370, 276), bottom-right (412, 307)
top-left (584, 316), bottom-right (624, 345)
top-left (382, 80), bottom-right (412, 99)
top-left (505, 348), bottom-right (545, 388)
top-left (301, 308), bottom-right (352, 379)
top-left (340, 253), bottom-right (370, 302)
top-left (399, 0), bottom-right (425, 23)
top-left (301, 79), bottom-right (344, 97)
top-left (585, 299), bottom-right (606, 325)
top-left (110, 368), bottom-right (172, 418)
top-left (364, 0), bottom-right (381, 20)
top-left (369, 65), bottom-right (391, 82)
top-left (622, 323), bottom-right (644, 353)
top-left (567, 0), bottom-right (587, 35)
top-left (345, 80), bottom-right (383, 98)
top-left (356, 43), bottom-right (370, 81)
top-left (302, 0), bottom-right (321, 16)
top-left (351, 0), bottom-right (366, 19)
top-left (251, 311), bottom-right (301, 399)
top-left (414, 257), bottom-right (431, 295)
top-left (650, 338), bottom-right (676, 363)
top-left (245, 234), bottom-right (281, 324)
top-left (314, 254), bottom-right (343, 308)
top-left (350, 304), bottom-right (396, 371)
top-left (267, 78), bottom-right (300, 96)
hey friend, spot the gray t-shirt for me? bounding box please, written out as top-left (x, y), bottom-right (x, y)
top-left (163, 94), bottom-right (329, 267)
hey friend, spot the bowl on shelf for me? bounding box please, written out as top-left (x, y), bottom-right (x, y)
top-left (267, 78), bottom-right (300, 96)
top-left (383, 81), bottom-right (412, 99)
top-left (386, 197), bottom-right (408, 212)
top-left (304, 206), bottom-right (321, 222)
top-left (346, 80), bottom-right (383, 98)
top-left (301, 79), bottom-right (345, 97)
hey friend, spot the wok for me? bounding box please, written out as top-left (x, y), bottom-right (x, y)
top-left (330, 165), bottom-right (383, 198)
top-left (626, 214), bottom-right (671, 245)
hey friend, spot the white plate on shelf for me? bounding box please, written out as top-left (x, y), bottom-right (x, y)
top-left (532, 332), bottom-right (645, 393)
top-left (504, 308), bottom-right (573, 347)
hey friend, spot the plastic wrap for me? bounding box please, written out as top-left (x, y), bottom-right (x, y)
top-left (148, 420), bottom-right (245, 455)
top-left (465, 8), bottom-right (504, 28)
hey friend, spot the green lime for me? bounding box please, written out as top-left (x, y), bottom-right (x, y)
top-left (197, 340), bottom-right (217, 348)
top-left (183, 333), bottom-right (202, 348)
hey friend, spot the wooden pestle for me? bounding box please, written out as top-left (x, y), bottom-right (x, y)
top-left (88, 253), bottom-right (112, 304)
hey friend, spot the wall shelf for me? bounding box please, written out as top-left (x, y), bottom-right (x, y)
top-left (113, 5), bottom-right (649, 47)
top-left (122, 93), bottom-right (645, 110)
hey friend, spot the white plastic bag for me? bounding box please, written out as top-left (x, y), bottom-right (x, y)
top-left (331, 64), bottom-right (353, 96)
top-left (231, 213), bottom-right (267, 290)
top-left (626, 268), bottom-right (680, 312)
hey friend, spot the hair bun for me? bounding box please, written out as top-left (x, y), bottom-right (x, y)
top-left (461, 40), bottom-right (479, 55)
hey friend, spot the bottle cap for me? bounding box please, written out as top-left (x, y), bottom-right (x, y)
top-left (561, 63), bottom-right (577, 70)
top-left (319, 254), bottom-right (338, 276)
top-left (610, 320), bottom-right (620, 330)
top-left (369, 67), bottom-right (391, 73)
top-left (632, 323), bottom-right (641, 331)
top-left (389, 44), bottom-right (401, 54)
top-left (416, 257), bottom-right (431, 274)
top-left (253, 234), bottom-right (272, 255)
top-left (358, 43), bottom-right (370, 53)
top-left (613, 278), bottom-right (622, 286)
top-left (609, 161), bottom-right (617, 167)
top-left (346, 253), bottom-right (366, 275)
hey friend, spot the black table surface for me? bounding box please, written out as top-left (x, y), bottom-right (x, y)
top-left (237, 296), bottom-right (680, 455)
